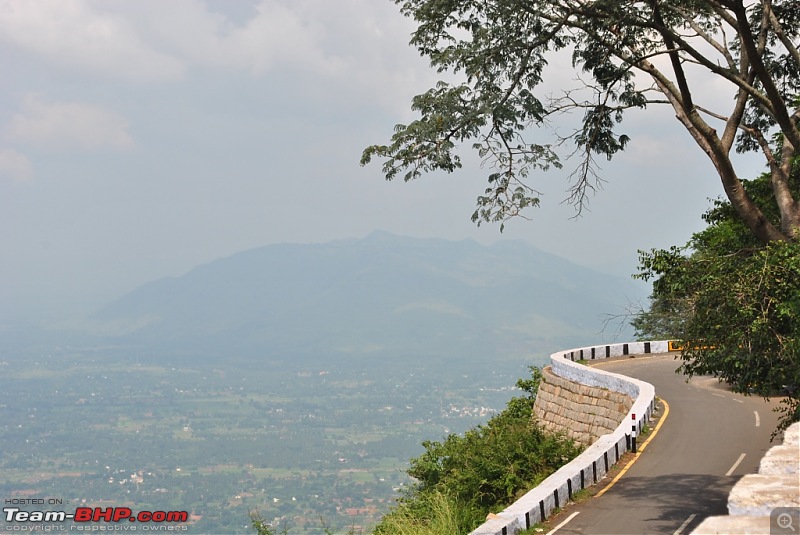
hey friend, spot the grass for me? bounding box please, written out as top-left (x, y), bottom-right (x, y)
top-left (372, 492), bottom-right (479, 535)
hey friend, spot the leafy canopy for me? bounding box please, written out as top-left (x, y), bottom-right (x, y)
top-left (635, 171), bottom-right (800, 432)
top-left (363, 0), bottom-right (800, 240)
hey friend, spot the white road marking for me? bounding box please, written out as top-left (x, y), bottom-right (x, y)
top-left (726, 453), bottom-right (746, 476)
top-left (712, 393), bottom-right (725, 398)
top-left (732, 398), bottom-right (744, 403)
top-left (754, 411), bottom-right (760, 427)
top-left (673, 513), bottom-right (697, 535)
top-left (547, 512), bottom-right (580, 535)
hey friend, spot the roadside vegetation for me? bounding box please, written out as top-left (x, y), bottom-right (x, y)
top-left (635, 172), bottom-right (800, 433)
top-left (249, 368), bottom-right (581, 534)
top-left (372, 367), bottom-right (581, 534)
top-left (250, 510), bottom-right (354, 535)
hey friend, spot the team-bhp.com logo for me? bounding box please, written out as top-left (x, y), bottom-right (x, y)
top-left (4, 506), bottom-right (188, 526)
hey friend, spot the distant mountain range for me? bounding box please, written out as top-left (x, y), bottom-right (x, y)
top-left (84, 232), bottom-right (645, 362)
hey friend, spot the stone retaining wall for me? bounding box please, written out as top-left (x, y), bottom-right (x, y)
top-left (533, 366), bottom-right (633, 447)
top-left (469, 341), bottom-right (666, 535)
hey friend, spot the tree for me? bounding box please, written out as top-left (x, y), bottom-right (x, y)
top-left (361, 0), bottom-right (800, 433)
top-left (635, 172), bottom-right (800, 432)
top-left (250, 510), bottom-right (285, 535)
top-left (361, 0), bottom-right (799, 239)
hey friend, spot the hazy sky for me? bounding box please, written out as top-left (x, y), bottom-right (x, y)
top-left (1, 0), bottom-right (766, 322)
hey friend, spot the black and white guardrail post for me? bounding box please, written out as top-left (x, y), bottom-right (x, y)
top-left (468, 340), bottom-right (668, 535)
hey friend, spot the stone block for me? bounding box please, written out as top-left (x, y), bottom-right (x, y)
top-left (784, 422), bottom-right (799, 446)
top-left (533, 366), bottom-right (632, 445)
top-left (728, 474), bottom-right (800, 516)
top-left (758, 444), bottom-right (800, 475)
top-left (690, 515), bottom-right (771, 535)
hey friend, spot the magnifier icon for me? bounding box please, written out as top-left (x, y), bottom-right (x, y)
top-left (778, 513), bottom-right (796, 531)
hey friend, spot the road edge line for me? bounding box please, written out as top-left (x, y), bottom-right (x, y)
top-left (673, 513), bottom-right (697, 535)
top-left (725, 453), bottom-right (746, 476)
top-left (545, 511), bottom-right (580, 535)
top-left (594, 398), bottom-right (670, 497)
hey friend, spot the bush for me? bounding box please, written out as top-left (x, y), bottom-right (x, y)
top-left (373, 367), bottom-right (580, 534)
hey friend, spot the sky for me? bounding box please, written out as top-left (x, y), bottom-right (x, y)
top-left (0, 0), bottom-right (767, 323)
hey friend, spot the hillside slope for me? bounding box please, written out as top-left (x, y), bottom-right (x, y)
top-left (92, 232), bottom-right (645, 361)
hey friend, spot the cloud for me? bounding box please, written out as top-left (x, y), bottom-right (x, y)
top-left (117, 0), bottom-right (391, 77)
top-left (0, 148), bottom-right (34, 182)
top-left (6, 95), bottom-right (134, 151)
top-left (0, 0), bottom-right (350, 81)
top-left (0, 0), bottom-right (426, 104)
top-left (122, 0), bottom-right (340, 75)
top-left (0, 0), bottom-right (184, 82)
top-left (225, 2), bottom-right (345, 75)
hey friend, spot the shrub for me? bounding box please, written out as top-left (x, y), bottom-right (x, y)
top-left (373, 367), bottom-right (580, 534)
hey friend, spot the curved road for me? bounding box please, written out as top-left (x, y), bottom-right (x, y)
top-left (549, 352), bottom-right (782, 535)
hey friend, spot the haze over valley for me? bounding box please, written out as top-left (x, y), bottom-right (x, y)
top-left (1, 233), bottom-right (645, 533)
top-left (1, 1), bottom-right (787, 533)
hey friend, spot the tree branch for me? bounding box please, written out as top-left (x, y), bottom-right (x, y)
top-left (642, 59), bottom-right (786, 243)
top-left (732, 1), bottom-right (800, 151)
top-left (673, 6), bottom-right (736, 69)
top-left (767, 4), bottom-right (800, 66)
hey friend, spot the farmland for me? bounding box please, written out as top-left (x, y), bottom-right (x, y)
top-left (0, 346), bottom-right (531, 533)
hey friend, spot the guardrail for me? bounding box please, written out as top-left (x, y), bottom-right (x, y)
top-left (469, 341), bottom-right (670, 535)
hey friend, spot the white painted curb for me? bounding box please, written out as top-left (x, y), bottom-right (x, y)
top-left (469, 341), bottom-right (668, 535)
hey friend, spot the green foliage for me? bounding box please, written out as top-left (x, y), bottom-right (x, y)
top-left (362, 0), bottom-right (800, 235)
top-left (249, 510), bottom-right (352, 535)
top-left (630, 245), bottom-right (693, 340)
top-left (635, 173), bottom-right (800, 433)
top-left (373, 491), bottom-right (485, 535)
top-left (677, 241), bottom-right (800, 431)
top-left (250, 510), bottom-right (288, 535)
top-left (406, 406), bottom-right (578, 509)
top-left (373, 367), bottom-right (581, 534)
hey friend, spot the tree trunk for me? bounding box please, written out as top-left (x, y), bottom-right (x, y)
top-left (665, 95), bottom-right (789, 244)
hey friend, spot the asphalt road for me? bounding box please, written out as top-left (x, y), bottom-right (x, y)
top-left (549, 352), bottom-right (782, 535)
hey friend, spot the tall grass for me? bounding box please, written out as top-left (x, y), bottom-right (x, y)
top-left (374, 491), bottom-right (483, 535)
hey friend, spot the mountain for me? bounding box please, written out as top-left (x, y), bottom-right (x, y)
top-left (89, 232), bottom-right (647, 362)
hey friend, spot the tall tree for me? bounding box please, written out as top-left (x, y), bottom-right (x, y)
top-left (635, 172), bottom-right (800, 432)
top-left (362, 0), bottom-right (800, 239)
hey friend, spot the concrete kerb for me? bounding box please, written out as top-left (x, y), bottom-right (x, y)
top-left (784, 424), bottom-right (799, 445)
top-left (691, 421), bottom-right (800, 534)
top-left (468, 341), bottom-right (667, 535)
